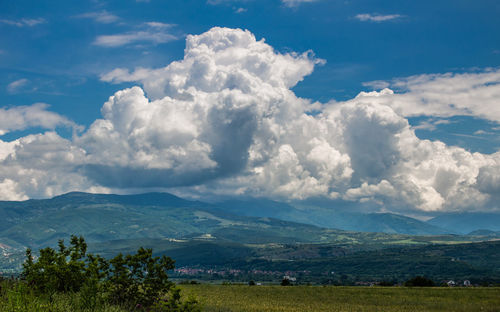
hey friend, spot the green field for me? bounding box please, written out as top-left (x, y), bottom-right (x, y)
top-left (180, 285), bottom-right (500, 312)
top-left (2, 280), bottom-right (499, 311)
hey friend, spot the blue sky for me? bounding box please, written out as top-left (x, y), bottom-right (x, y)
top-left (0, 0), bottom-right (499, 215)
top-left (2, 0), bottom-right (499, 150)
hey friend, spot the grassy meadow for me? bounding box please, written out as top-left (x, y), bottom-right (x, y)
top-left (2, 279), bottom-right (499, 311)
top-left (180, 284), bottom-right (500, 312)
top-left (0, 280), bottom-right (124, 312)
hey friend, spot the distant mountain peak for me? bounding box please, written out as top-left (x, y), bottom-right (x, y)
top-left (52, 191), bottom-right (181, 201)
top-left (53, 191), bottom-right (96, 198)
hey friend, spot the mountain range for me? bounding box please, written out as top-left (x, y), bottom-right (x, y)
top-left (0, 191), bottom-right (455, 249)
top-left (1, 192), bottom-right (499, 249)
top-left (1, 191), bottom-right (499, 281)
top-left (217, 199), bottom-right (452, 235)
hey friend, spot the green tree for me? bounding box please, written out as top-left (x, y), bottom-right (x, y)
top-left (22, 235), bottom-right (199, 311)
top-left (23, 235), bottom-right (88, 295)
top-left (108, 247), bottom-right (176, 308)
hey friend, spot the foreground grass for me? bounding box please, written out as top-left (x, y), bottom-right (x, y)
top-left (181, 284), bottom-right (500, 312)
top-left (2, 281), bottom-right (499, 312)
top-left (0, 280), bottom-right (125, 312)
top-left (0, 280), bottom-right (199, 312)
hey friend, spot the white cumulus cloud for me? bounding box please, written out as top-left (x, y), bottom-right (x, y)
top-left (2, 27), bottom-right (500, 214)
top-left (0, 132), bottom-right (107, 200)
top-left (0, 103), bottom-right (77, 135)
top-left (0, 179), bottom-right (28, 201)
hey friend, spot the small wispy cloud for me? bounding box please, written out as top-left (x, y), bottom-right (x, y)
top-left (449, 132), bottom-right (491, 141)
top-left (282, 0), bottom-right (318, 7)
top-left (413, 118), bottom-right (452, 131)
top-left (362, 80), bottom-right (390, 90)
top-left (206, 0), bottom-right (252, 6)
top-left (235, 7), bottom-right (247, 13)
top-left (207, 0), bottom-right (317, 8)
top-left (93, 23), bottom-right (178, 47)
top-left (355, 13), bottom-right (402, 22)
top-left (473, 128), bottom-right (500, 136)
top-left (0, 18), bottom-right (46, 27)
top-left (76, 11), bottom-right (119, 24)
top-left (144, 22), bottom-right (174, 29)
top-left (6, 79), bottom-right (30, 94)
top-left (206, 0), bottom-right (230, 4)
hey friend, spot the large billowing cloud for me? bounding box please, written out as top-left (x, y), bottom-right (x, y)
top-left (89, 28), bottom-right (320, 188)
top-left (0, 132), bottom-right (106, 200)
top-left (1, 27), bottom-right (500, 214)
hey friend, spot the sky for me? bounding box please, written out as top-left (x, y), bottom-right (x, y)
top-left (0, 0), bottom-right (499, 216)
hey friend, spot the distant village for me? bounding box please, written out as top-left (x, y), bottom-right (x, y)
top-left (172, 266), bottom-right (480, 287)
top-left (174, 267), bottom-right (310, 279)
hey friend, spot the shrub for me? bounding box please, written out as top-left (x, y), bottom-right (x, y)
top-left (151, 287), bottom-right (202, 312)
top-left (23, 235), bottom-right (88, 295)
top-left (404, 276), bottom-right (435, 287)
top-left (107, 247), bottom-right (175, 308)
top-left (22, 235), bottom-right (199, 311)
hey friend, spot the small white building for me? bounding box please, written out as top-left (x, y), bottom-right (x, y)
top-left (447, 280), bottom-right (456, 287)
top-left (463, 280), bottom-right (471, 287)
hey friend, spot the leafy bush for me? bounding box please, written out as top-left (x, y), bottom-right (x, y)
top-left (151, 288), bottom-right (201, 312)
top-left (22, 235), bottom-right (199, 311)
top-left (178, 280), bottom-right (199, 285)
top-left (404, 276), bottom-right (435, 287)
top-left (23, 236), bottom-right (88, 295)
top-left (107, 247), bottom-right (175, 308)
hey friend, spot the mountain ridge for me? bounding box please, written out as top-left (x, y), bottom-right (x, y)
top-left (215, 198), bottom-right (452, 235)
top-left (0, 191), bottom-right (486, 250)
top-left (5, 191), bottom-right (499, 236)
top-left (1, 191), bottom-right (499, 280)
top-left (428, 212), bottom-right (500, 234)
